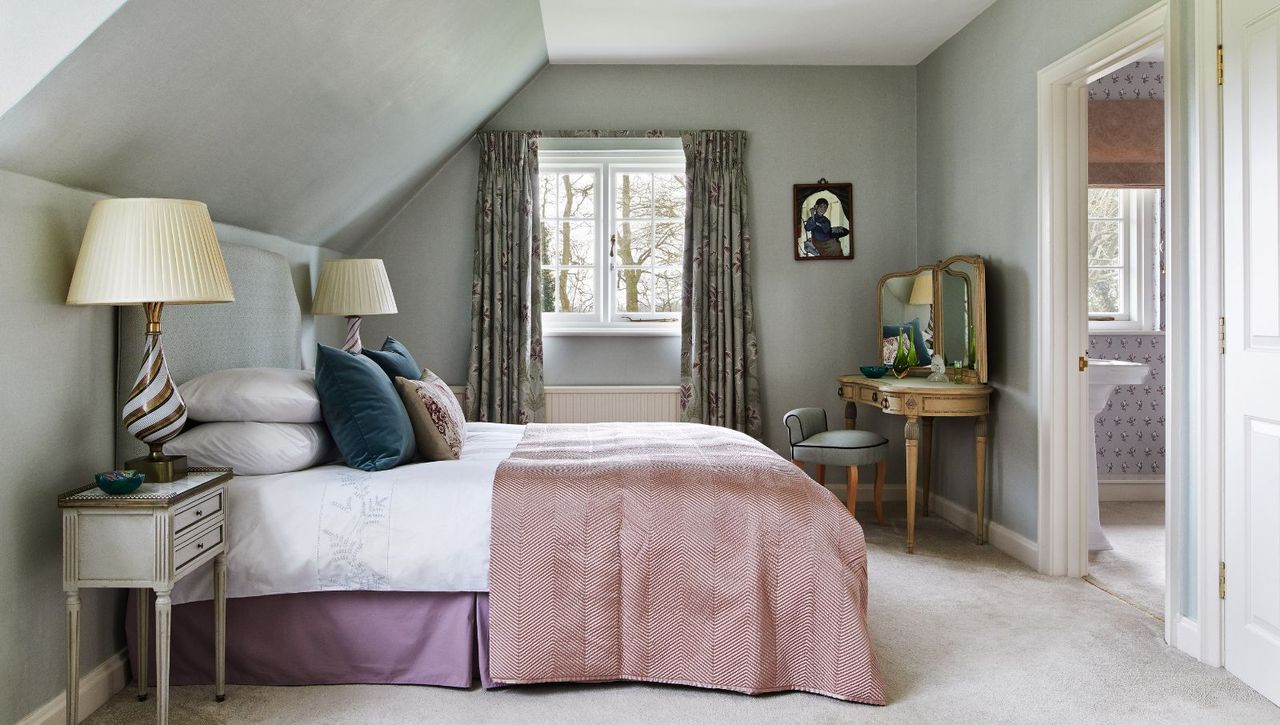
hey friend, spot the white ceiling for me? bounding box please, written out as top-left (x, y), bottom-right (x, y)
top-left (539, 0), bottom-right (999, 66)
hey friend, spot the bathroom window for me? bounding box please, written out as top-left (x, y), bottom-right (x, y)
top-left (1087, 187), bottom-right (1158, 330)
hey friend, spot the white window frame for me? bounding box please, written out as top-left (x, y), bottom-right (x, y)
top-left (1087, 186), bottom-right (1158, 331)
top-left (539, 148), bottom-right (686, 336)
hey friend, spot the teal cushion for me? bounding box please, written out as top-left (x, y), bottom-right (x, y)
top-left (316, 344), bottom-right (416, 471)
top-left (362, 336), bottom-right (422, 381)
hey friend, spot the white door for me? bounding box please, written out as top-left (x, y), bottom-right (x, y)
top-left (1223, 0), bottom-right (1280, 706)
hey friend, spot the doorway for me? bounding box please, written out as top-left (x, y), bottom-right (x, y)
top-left (1033, 1), bottom-right (1189, 640)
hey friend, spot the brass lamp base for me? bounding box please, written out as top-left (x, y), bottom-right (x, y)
top-left (126, 452), bottom-right (188, 484)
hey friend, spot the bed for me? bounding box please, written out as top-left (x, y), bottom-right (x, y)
top-left (120, 245), bottom-right (885, 704)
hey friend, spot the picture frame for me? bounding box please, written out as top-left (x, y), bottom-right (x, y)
top-left (793, 180), bottom-right (854, 261)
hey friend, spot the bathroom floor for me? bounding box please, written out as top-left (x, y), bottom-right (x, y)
top-left (1086, 501), bottom-right (1165, 619)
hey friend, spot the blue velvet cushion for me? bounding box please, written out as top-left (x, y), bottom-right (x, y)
top-left (881, 318), bottom-right (928, 360)
top-left (362, 336), bottom-right (422, 381)
top-left (315, 344), bottom-right (416, 471)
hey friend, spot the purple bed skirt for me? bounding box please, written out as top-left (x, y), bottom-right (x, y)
top-left (125, 590), bottom-right (494, 689)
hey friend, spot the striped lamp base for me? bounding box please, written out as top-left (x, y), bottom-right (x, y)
top-left (122, 303), bottom-right (188, 480)
top-left (343, 315), bottom-right (364, 353)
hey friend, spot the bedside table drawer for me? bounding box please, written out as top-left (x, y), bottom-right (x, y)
top-left (175, 521), bottom-right (224, 574)
top-left (174, 488), bottom-right (223, 536)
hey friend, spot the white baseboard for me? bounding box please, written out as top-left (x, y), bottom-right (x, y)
top-left (1099, 478), bottom-right (1165, 501)
top-left (1174, 616), bottom-right (1201, 658)
top-left (929, 493), bottom-right (1040, 570)
top-left (20, 649), bottom-right (129, 725)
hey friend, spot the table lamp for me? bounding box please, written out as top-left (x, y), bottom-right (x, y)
top-left (67, 199), bottom-right (234, 482)
top-left (311, 259), bottom-right (398, 353)
top-left (909, 270), bottom-right (934, 306)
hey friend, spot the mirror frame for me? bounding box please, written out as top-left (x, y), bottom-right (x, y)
top-left (875, 263), bottom-right (939, 377)
top-left (935, 254), bottom-right (988, 383)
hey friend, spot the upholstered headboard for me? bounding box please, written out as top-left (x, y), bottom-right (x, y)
top-left (114, 244), bottom-right (303, 465)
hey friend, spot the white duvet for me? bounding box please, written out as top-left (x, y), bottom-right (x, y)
top-left (173, 422), bottom-right (523, 605)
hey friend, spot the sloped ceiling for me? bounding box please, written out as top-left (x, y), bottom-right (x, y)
top-left (0, 0), bottom-right (547, 251)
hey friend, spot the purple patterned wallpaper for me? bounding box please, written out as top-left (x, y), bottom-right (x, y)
top-left (1087, 60), bottom-right (1165, 101)
top-left (1090, 333), bottom-right (1166, 479)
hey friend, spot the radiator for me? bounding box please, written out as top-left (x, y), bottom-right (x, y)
top-left (449, 385), bottom-right (682, 424)
top-left (544, 385), bottom-right (682, 423)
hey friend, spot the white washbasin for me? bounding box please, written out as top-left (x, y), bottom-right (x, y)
top-left (1085, 358), bottom-right (1151, 551)
top-left (1088, 358), bottom-right (1151, 387)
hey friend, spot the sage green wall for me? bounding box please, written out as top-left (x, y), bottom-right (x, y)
top-left (915, 0), bottom-right (1163, 540)
top-left (0, 168), bottom-right (341, 721)
top-left (360, 65), bottom-right (919, 460)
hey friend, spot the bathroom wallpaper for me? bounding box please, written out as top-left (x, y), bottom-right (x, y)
top-left (1089, 333), bottom-right (1166, 479)
top-left (1087, 60), bottom-right (1164, 101)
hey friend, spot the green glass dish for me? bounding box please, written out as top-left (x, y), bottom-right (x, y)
top-left (860, 365), bottom-right (890, 379)
top-left (95, 470), bottom-right (144, 495)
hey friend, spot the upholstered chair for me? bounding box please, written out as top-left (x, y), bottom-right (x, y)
top-left (783, 407), bottom-right (889, 524)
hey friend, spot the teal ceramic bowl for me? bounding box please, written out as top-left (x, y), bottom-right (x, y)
top-left (860, 365), bottom-right (890, 379)
top-left (95, 470), bottom-right (144, 495)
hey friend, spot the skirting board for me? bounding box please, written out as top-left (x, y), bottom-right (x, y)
top-left (19, 649), bottom-right (128, 725)
top-left (929, 493), bottom-right (1040, 570)
top-left (1099, 478), bottom-right (1165, 501)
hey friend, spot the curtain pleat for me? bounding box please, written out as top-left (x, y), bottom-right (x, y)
top-left (679, 131), bottom-right (762, 438)
top-left (465, 131), bottom-right (544, 423)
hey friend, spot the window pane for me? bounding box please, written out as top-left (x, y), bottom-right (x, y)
top-left (539, 222), bottom-right (553, 265)
top-left (654, 222), bottom-right (683, 265)
top-left (654, 173), bottom-right (686, 219)
top-left (1088, 187), bottom-right (1121, 218)
top-left (546, 172), bottom-right (595, 218)
top-left (655, 268), bottom-right (681, 313)
top-left (556, 268), bottom-right (594, 313)
top-left (541, 270), bottom-right (555, 313)
top-left (616, 269), bottom-right (653, 314)
top-left (1088, 220), bottom-right (1122, 265)
top-left (539, 173), bottom-right (558, 220)
top-left (1088, 268), bottom-right (1122, 315)
top-left (549, 221), bottom-right (593, 265)
top-left (613, 221), bottom-right (652, 266)
top-left (615, 173), bottom-right (654, 218)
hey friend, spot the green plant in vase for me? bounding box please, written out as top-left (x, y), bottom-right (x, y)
top-left (892, 330), bottom-right (912, 378)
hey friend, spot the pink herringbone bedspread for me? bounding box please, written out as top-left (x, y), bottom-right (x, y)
top-left (487, 422), bottom-right (886, 704)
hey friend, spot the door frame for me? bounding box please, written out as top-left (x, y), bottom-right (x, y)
top-left (1035, 0), bottom-right (1225, 663)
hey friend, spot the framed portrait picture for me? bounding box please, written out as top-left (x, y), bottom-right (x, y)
top-left (793, 181), bottom-right (854, 260)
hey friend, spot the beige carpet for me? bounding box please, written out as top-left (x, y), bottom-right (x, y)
top-left (86, 509), bottom-right (1276, 724)
top-left (1087, 501), bottom-right (1166, 619)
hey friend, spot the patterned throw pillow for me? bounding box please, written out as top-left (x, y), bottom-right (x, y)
top-left (394, 369), bottom-right (467, 461)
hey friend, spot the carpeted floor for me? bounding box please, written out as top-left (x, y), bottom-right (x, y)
top-left (1087, 501), bottom-right (1166, 619)
top-left (86, 508), bottom-right (1277, 724)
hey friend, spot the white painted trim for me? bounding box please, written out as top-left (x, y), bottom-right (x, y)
top-left (1036, 2), bottom-right (1169, 580)
top-left (19, 649), bottom-right (129, 725)
top-left (930, 493), bottom-right (1040, 570)
top-left (1185, 0), bottom-right (1224, 668)
top-left (1176, 616), bottom-right (1202, 661)
top-left (1099, 481), bottom-right (1166, 501)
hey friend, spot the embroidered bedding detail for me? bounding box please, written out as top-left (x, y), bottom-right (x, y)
top-left (465, 130), bottom-right (545, 424)
top-left (317, 470), bottom-right (392, 591)
top-left (396, 369), bottom-right (467, 461)
top-left (679, 131), bottom-right (763, 439)
top-left (488, 422), bottom-right (886, 704)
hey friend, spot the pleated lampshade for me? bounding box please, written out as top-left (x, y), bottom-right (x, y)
top-left (66, 198), bottom-right (234, 305)
top-left (312, 259), bottom-right (398, 316)
top-left (909, 271), bottom-right (934, 306)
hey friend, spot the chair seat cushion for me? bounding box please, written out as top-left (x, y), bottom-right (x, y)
top-left (792, 430), bottom-right (889, 466)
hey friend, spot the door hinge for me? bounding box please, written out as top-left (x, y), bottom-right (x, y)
top-left (1219, 561), bottom-right (1226, 599)
top-left (1219, 316), bottom-right (1226, 355)
top-left (1218, 44), bottom-right (1224, 86)
top-left (1079, 355), bottom-right (1089, 372)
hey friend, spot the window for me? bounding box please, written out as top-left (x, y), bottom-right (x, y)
top-left (1087, 187), bottom-right (1158, 330)
top-left (538, 148), bottom-right (686, 334)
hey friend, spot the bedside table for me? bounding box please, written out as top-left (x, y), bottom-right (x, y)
top-left (58, 468), bottom-right (232, 725)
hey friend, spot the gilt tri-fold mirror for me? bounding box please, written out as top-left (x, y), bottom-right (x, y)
top-left (876, 254), bottom-right (988, 383)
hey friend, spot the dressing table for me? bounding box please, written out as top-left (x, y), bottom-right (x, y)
top-left (839, 255), bottom-right (993, 553)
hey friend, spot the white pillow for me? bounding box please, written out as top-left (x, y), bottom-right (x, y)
top-left (164, 422), bottom-right (337, 475)
top-left (180, 368), bottom-right (321, 423)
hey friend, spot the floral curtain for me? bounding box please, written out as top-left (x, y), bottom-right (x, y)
top-left (465, 131), bottom-right (545, 423)
top-left (679, 131), bottom-right (762, 438)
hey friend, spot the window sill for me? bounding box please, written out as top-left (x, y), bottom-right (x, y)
top-left (543, 325), bottom-right (681, 337)
top-left (1088, 323), bottom-right (1162, 334)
